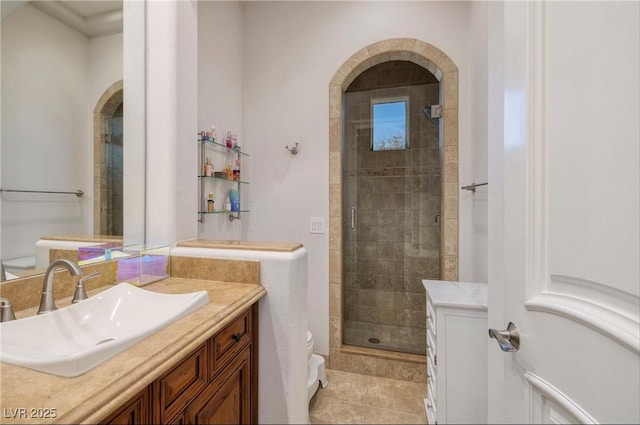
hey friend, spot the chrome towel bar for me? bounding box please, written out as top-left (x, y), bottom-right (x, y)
top-left (461, 182), bottom-right (488, 192)
top-left (0, 188), bottom-right (84, 197)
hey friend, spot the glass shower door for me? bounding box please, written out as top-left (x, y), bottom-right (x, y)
top-left (105, 117), bottom-right (124, 236)
top-left (342, 83), bottom-right (440, 355)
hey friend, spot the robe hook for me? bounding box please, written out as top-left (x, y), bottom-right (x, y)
top-left (285, 142), bottom-right (299, 155)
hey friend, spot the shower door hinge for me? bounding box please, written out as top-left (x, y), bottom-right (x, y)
top-left (430, 105), bottom-right (442, 119)
top-left (434, 355), bottom-right (437, 366)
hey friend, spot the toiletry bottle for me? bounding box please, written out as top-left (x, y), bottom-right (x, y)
top-left (226, 130), bottom-right (233, 148)
top-left (224, 195), bottom-right (231, 211)
top-left (211, 125), bottom-right (217, 143)
top-left (229, 189), bottom-right (240, 212)
top-left (233, 159), bottom-right (240, 181)
top-left (207, 193), bottom-right (215, 212)
top-left (224, 164), bottom-right (233, 180)
top-left (206, 158), bottom-right (214, 176)
top-left (232, 134), bottom-right (238, 150)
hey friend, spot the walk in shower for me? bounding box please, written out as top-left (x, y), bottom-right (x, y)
top-left (93, 81), bottom-right (124, 237)
top-left (105, 106), bottom-right (124, 236)
top-left (342, 60), bottom-right (441, 355)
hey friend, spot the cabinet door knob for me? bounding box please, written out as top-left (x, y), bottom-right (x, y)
top-left (232, 332), bottom-right (244, 343)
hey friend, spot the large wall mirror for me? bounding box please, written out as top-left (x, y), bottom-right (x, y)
top-left (0, 0), bottom-right (146, 280)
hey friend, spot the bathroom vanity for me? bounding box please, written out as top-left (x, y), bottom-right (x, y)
top-left (0, 239), bottom-right (308, 424)
top-left (422, 279), bottom-right (488, 425)
top-left (0, 278), bottom-right (266, 424)
top-left (103, 303), bottom-right (257, 424)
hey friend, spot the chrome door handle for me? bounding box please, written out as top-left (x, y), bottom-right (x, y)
top-left (488, 322), bottom-right (520, 352)
top-left (351, 207), bottom-right (357, 230)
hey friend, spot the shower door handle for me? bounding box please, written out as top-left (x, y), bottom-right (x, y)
top-left (351, 207), bottom-right (357, 230)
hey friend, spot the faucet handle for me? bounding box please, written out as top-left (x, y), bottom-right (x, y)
top-left (72, 272), bottom-right (101, 304)
top-left (0, 297), bottom-right (17, 322)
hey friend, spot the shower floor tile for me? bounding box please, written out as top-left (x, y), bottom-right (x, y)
top-left (343, 320), bottom-right (427, 355)
top-left (310, 369), bottom-right (428, 424)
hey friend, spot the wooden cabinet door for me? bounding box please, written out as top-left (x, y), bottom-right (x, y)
top-left (184, 346), bottom-right (252, 424)
top-left (155, 344), bottom-right (208, 423)
top-left (100, 388), bottom-right (150, 424)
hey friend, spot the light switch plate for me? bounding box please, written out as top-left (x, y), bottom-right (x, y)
top-left (309, 217), bottom-right (325, 234)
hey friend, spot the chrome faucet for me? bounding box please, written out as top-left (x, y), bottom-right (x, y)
top-left (0, 297), bottom-right (16, 322)
top-left (37, 259), bottom-right (83, 314)
top-left (72, 272), bottom-right (100, 303)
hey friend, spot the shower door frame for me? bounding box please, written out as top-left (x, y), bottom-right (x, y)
top-left (341, 83), bottom-right (441, 356)
top-left (93, 80), bottom-right (124, 236)
top-left (327, 38), bottom-right (459, 378)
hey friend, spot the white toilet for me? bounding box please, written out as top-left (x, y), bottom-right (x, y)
top-left (307, 330), bottom-right (328, 403)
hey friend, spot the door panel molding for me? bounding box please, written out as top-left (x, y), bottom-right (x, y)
top-left (526, 293), bottom-right (639, 354)
top-left (524, 0), bottom-right (549, 301)
top-left (525, 371), bottom-right (597, 424)
top-left (528, 272), bottom-right (640, 353)
top-left (523, 0), bottom-right (640, 355)
top-left (548, 274), bottom-right (639, 316)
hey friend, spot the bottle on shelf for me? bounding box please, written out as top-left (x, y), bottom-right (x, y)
top-left (224, 164), bottom-right (233, 180)
top-left (211, 124), bottom-right (217, 143)
top-left (233, 159), bottom-right (240, 181)
top-left (207, 192), bottom-right (215, 212)
top-left (224, 194), bottom-right (231, 211)
top-left (229, 189), bottom-right (240, 212)
top-left (203, 157), bottom-right (213, 177)
top-left (226, 130), bottom-right (233, 148)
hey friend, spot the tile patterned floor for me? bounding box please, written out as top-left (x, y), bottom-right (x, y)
top-left (309, 368), bottom-right (428, 424)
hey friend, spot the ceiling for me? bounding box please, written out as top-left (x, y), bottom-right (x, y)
top-left (59, 0), bottom-right (122, 17)
top-left (2, 0), bottom-right (123, 37)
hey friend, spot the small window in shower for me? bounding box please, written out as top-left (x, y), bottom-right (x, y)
top-left (371, 96), bottom-right (409, 151)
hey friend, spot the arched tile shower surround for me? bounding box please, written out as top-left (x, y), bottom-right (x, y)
top-left (93, 80), bottom-right (124, 236)
top-left (328, 38), bottom-right (458, 382)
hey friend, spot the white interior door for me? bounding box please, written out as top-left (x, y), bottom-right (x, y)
top-left (487, 1), bottom-right (639, 423)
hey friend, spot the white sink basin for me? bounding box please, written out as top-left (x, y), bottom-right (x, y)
top-left (0, 282), bottom-right (209, 377)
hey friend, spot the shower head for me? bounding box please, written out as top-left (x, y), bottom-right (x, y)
top-left (423, 105), bottom-right (441, 126)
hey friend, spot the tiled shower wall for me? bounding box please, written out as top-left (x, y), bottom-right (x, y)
top-left (342, 83), bottom-right (440, 355)
top-left (93, 81), bottom-right (123, 237)
top-left (107, 112), bottom-right (124, 236)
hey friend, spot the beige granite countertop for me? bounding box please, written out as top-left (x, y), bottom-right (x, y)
top-left (39, 235), bottom-right (123, 243)
top-left (177, 239), bottom-right (303, 252)
top-left (0, 278), bottom-right (266, 424)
